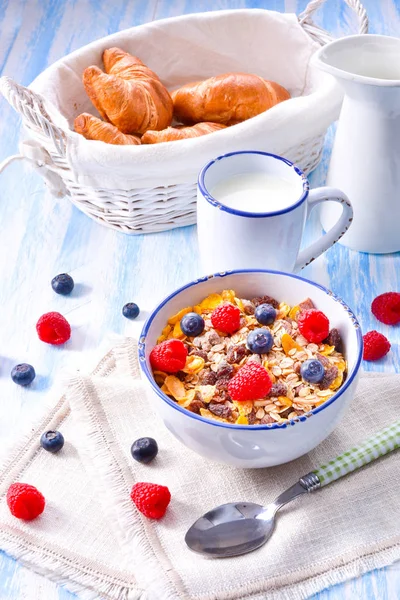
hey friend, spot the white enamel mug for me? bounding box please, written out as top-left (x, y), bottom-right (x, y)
top-left (197, 151), bottom-right (353, 273)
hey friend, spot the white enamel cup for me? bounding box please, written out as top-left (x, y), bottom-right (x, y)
top-left (197, 151), bottom-right (353, 274)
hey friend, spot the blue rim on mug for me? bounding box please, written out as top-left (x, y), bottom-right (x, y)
top-left (139, 269), bottom-right (363, 431)
top-left (197, 150), bottom-right (310, 219)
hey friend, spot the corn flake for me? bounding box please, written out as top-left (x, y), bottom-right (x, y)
top-left (162, 324), bottom-right (172, 337)
top-left (267, 369), bottom-right (276, 383)
top-left (178, 389), bottom-right (196, 407)
top-left (153, 370), bottom-right (168, 379)
top-left (319, 345), bottom-right (335, 356)
top-left (196, 385), bottom-right (216, 403)
top-left (245, 315), bottom-right (258, 327)
top-left (164, 375), bottom-right (186, 400)
top-left (235, 415), bottom-right (249, 425)
top-left (234, 401), bottom-right (254, 416)
top-left (153, 370), bottom-right (168, 386)
top-left (222, 289), bottom-right (236, 303)
top-left (278, 303), bottom-right (290, 318)
top-left (167, 306), bottom-right (193, 325)
top-left (157, 335), bottom-right (166, 344)
top-left (277, 396), bottom-right (293, 408)
top-left (199, 293), bottom-right (223, 311)
top-left (330, 370), bottom-right (344, 390)
top-left (234, 297), bottom-right (244, 311)
top-left (289, 305), bottom-right (301, 320)
top-left (171, 321), bottom-right (185, 340)
top-left (281, 333), bottom-right (303, 355)
top-left (315, 397), bottom-right (331, 407)
top-left (182, 355), bottom-right (205, 374)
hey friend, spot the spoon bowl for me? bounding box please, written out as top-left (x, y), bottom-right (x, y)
top-left (185, 480), bottom-right (311, 558)
top-left (185, 502), bottom-right (276, 557)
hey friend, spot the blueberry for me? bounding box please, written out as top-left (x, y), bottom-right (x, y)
top-left (300, 359), bottom-right (325, 384)
top-left (122, 302), bottom-right (140, 319)
top-left (247, 328), bottom-right (274, 354)
top-left (51, 273), bottom-right (74, 295)
top-left (131, 437), bottom-right (158, 464)
top-left (180, 312), bottom-right (205, 337)
top-left (11, 364), bottom-right (36, 386)
top-left (255, 303), bottom-right (277, 326)
top-left (40, 430), bottom-right (65, 453)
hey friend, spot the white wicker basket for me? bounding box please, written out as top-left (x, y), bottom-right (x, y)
top-left (0, 0), bottom-right (368, 235)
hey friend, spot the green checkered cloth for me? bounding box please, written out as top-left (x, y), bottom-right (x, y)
top-left (314, 419), bottom-right (400, 487)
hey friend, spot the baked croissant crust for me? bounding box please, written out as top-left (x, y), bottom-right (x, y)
top-left (82, 48), bottom-right (173, 134)
top-left (172, 73), bottom-right (290, 125)
top-left (74, 113), bottom-right (141, 145)
top-left (141, 122), bottom-right (226, 144)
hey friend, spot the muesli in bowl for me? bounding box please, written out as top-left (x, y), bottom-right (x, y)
top-left (150, 289), bottom-right (347, 426)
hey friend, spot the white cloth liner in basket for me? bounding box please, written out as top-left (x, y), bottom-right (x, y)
top-left (0, 0), bottom-right (368, 234)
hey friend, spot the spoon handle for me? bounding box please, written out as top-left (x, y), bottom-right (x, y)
top-left (312, 419), bottom-right (400, 488)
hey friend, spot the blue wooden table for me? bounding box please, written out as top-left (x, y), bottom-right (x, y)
top-left (0, 0), bottom-right (399, 598)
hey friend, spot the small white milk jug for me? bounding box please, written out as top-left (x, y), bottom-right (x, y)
top-left (313, 34), bottom-right (400, 254)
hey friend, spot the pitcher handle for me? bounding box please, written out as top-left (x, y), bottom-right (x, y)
top-left (293, 187), bottom-right (353, 273)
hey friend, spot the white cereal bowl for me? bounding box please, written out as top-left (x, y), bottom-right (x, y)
top-left (139, 270), bottom-right (363, 468)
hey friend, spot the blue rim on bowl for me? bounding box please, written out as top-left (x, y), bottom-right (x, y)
top-left (197, 150), bottom-right (310, 219)
top-left (139, 269), bottom-right (363, 430)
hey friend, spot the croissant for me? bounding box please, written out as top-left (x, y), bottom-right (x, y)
top-left (74, 113), bottom-right (141, 145)
top-left (172, 73), bottom-right (290, 126)
top-left (141, 122), bottom-right (226, 144)
top-left (82, 48), bottom-right (173, 134)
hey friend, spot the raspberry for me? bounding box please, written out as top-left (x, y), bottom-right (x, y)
top-left (363, 330), bottom-right (391, 361)
top-left (7, 483), bottom-right (45, 520)
top-left (150, 339), bottom-right (187, 373)
top-left (211, 303), bottom-right (241, 334)
top-left (298, 309), bottom-right (329, 343)
top-left (36, 312), bottom-right (71, 345)
top-left (371, 292), bottom-right (400, 325)
top-left (130, 482), bottom-right (171, 519)
top-left (228, 362), bottom-right (272, 402)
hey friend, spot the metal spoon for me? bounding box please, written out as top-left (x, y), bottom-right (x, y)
top-left (185, 419), bottom-right (400, 558)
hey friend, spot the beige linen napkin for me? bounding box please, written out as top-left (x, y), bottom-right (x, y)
top-left (0, 338), bottom-right (399, 600)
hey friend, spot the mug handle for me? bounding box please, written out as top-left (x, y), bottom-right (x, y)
top-left (293, 187), bottom-right (353, 273)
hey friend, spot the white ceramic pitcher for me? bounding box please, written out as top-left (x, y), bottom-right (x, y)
top-left (312, 35), bottom-right (400, 254)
